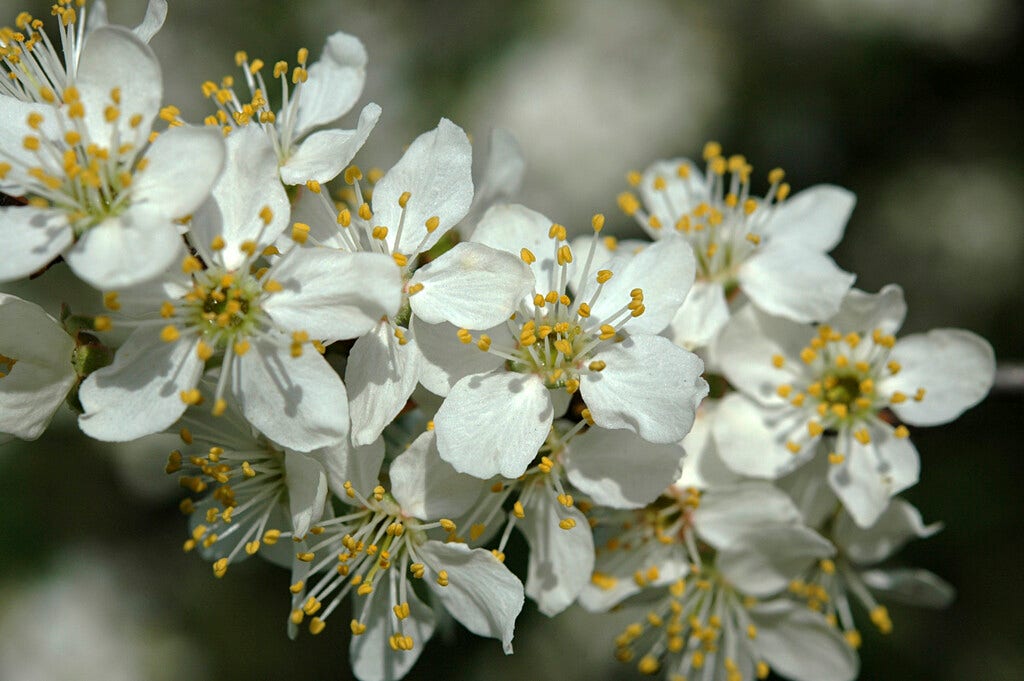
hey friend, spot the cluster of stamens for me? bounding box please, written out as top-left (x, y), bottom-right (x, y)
top-left (614, 566), bottom-right (770, 681)
top-left (0, 85), bottom-right (151, 235)
top-left (288, 482), bottom-right (454, 648)
top-left (772, 324), bottom-right (923, 462)
top-left (167, 427), bottom-right (288, 579)
top-left (789, 557), bottom-right (893, 650)
top-left (201, 47), bottom-right (310, 160)
top-left (457, 215), bottom-right (645, 395)
top-left (1, 2), bottom-right (85, 103)
top-left (618, 141), bottom-right (791, 288)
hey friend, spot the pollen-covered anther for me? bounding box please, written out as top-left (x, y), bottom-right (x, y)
top-left (436, 570), bottom-right (449, 587)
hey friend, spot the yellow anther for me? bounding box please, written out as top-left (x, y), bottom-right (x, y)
top-left (357, 583), bottom-right (373, 596)
top-left (22, 135), bottom-right (40, 151)
top-left (457, 328), bottom-right (473, 344)
top-left (894, 425), bottom-right (910, 439)
top-left (263, 279), bottom-right (283, 293)
top-left (357, 203), bottom-right (372, 221)
top-left (247, 58), bottom-right (264, 74)
top-left (599, 324), bottom-right (616, 341)
top-left (548, 223), bottom-right (567, 241)
top-left (513, 501), bottom-right (525, 519)
top-left (212, 398), bottom-right (227, 417)
top-left (559, 518), bottom-right (577, 530)
top-left (807, 421), bottom-right (824, 437)
top-left (626, 170), bottom-right (641, 186)
top-left (777, 183), bottom-right (791, 201)
top-left (196, 341), bottom-right (214, 362)
top-left (436, 570), bottom-right (449, 587)
top-left (702, 141), bottom-right (722, 160)
top-left (344, 165), bottom-right (363, 184)
top-left (308, 618), bottom-right (326, 635)
top-left (828, 452), bottom-right (845, 465)
top-left (263, 529), bottom-right (281, 545)
top-left (439, 518), bottom-right (456, 532)
top-left (800, 347), bottom-right (817, 364)
top-left (914, 388), bottom-right (926, 402)
top-left (350, 620), bottom-right (367, 635)
top-left (212, 558), bottom-right (228, 578)
top-left (596, 269), bottom-right (613, 284)
top-left (209, 236), bottom-right (226, 252)
top-left (291, 66), bottom-right (308, 84)
top-left (557, 244), bottom-right (573, 265)
top-left (757, 661), bottom-right (771, 679)
top-left (291, 222), bottom-right (310, 244)
top-left (588, 360), bottom-right (607, 372)
top-left (296, 552), bottom-right (315, 563)
top-left (832, 403), bottom-right (849, 419)
top-left (853, 428), bottom-right (871, 445)
top-left (425, 215), bottom-right (440, 232)
top-left (477, 335), bottom-right (491, 352)
top-left (637, 656), bottom-right (659, 675)
top-left (617, 192), bottom-right (640, 216)
top-left (786, 441), bottom-right (801, 454)
top-left (160, 325), bottom-right (180, 343)
top-left (336, 208), bottom-right (351, 227)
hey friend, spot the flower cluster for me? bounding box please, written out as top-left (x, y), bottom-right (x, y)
top-left (0, 4), bottom-right (996, 681)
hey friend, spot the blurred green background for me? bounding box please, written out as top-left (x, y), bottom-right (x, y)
top-left (1, 0), bottom-right (1022, 679)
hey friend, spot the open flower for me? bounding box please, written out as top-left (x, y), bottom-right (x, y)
top-left (582, 484), bottom-right (856, 681)
top-left (291, 430), bottom-right (523, 681)
top-left (429, 203), bottom-right (707, 478)
top-left (0, 21), bottom-right (225, 288)
top-left (201, 32), bottom-right (379, 185)
top-left (617, 142), bottom-right (856, 348)
top-left (713, 286), bottom-right (995, 526)
top-left (0, 293), bottom-right (77, 441)
top-left (78, 125), bottom-right (399, 451)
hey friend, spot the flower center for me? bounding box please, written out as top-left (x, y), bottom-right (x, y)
top-left (201, 46), bottom-right (311, 162)
top-left (180, 266), bottom-right (264, 349)
top-left (618, 141), bottom-right (793, 287)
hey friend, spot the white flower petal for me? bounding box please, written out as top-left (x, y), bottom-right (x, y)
top-left (777, 444), bottom-right (839, 528)
top-left (284, 451), bottom-right (328, 537)
top-left (717, 525), bottom-right (834, 597)
top-left (372, 119), bottom-right (473, 255)
top-left (350, 573), bottom-right (436, 681)
top-left (666, 280), bottom-right (730, 350)
top-left (131, 125), bottom-right (226, 220)
top-left (833, 498), bottom-right (941, 565)
top-left (78, 328), bottom-right (202, 441)
top-left (390, 430), bottom-right (486, 520)
top-left (715, 303), bottom-right (811, 406)
top-left (191, 125), bottom-right (290, 269)
top-left (231, 337), bottom-right (349, 452)
top-left (0, 99), bottom-right (54, 193)
top-left (828, 422), bottom-right (920, 528)
top-left (76, 26), bottom-right (161, 146)
top-left (565, 427), bottom-right (685, 509)
top-left (693, 481), bottom-right (803, 549)
top-left (0, 207), bottom-right (73, 283)
top-left (761, 184), bottom-right (856, 252)
top-left (576, 234), bottom-right (695, 336)
top-left (883, 329), bottom-right (995, 426)
top-left (711, 393), bottom-right (816, 478)
top-left (434, 370), bottom-right (553, 479)
top-left (460, 128), bottom-right (526, 237)
top-left (582, 335), bottom-right (707, 443)
top-left (739, 244), bottom-right (854, 323)
top-left (64, 213), bottom-right (183, 289)
top-left (263, 248), bottom-right (401, 341)
top-left (411, 317), bottom-right (506, 397)
top-left (318, 436), bottom-right (385, 499)
top-left (418, 540), bottom-right (524, 653)
top-left (519, 489), bottom-right (594, 616)
top-left (409, 242), bottom-right (534, 329)
top-left (825, 284), bottom-right (906, 335)
top-left (860, 568), bottom-right (955, 609)
top-left (280, 103), bottom-right (380, 185)
top-left (749, 600), bottom-right (859, 681)
top-left (88, 0), bottom-right (168, 43)
top-left (472, 203), bottom-right (560, 294)
top-left (345, 321), bottom-right (421, 446)
top-left (0, 294), bottom-right (76, 440)
top-left (295, 32), bottom-right (368, 138)
top-left (675, 399), bottom-right (744, 489)
top-left (638, 158), bottom-right (706, 238)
